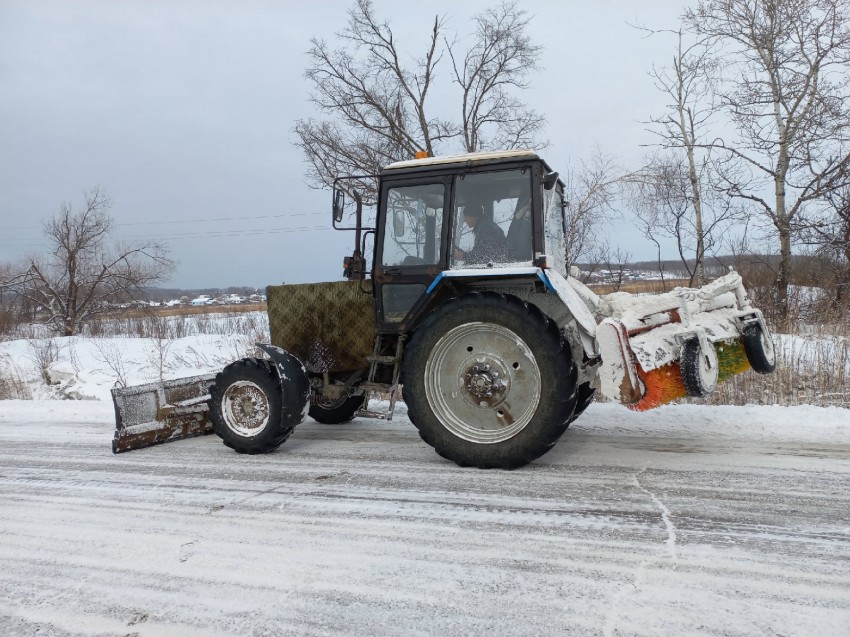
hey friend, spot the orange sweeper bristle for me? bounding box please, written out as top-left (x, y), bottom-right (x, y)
top-left (628, 338), bottom-right (752, 412)
top-left (629, 361), bottom-right (687, 412)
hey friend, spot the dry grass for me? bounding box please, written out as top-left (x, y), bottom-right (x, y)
top-left (120, 302), bottom-right (267, 319)
top-left (83, 308), bottom-right (269, 342)
top-left (691, 327), bottom-right (850, 408)
top-left (0, 353), bottom-right (31, 400)
top-left (588, 279), bottom-right (691, 295)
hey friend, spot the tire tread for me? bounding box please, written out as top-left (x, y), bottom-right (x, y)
top-left (209, 356), bottom-right (307, 454)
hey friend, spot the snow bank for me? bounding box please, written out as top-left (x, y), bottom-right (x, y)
top-left (0, 333), bottom-right (253, 402)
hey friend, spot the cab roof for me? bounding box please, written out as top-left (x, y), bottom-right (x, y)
top-left (383, 149), bottom-right (540, 172)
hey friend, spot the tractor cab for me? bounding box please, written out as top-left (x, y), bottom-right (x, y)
top-left (335, 150), bottom-right (566, 333)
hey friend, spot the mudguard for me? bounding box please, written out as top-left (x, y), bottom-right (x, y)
top-left (254, 343), bottom-right (311, 422)
top-left (426, 266), bottom-right (598, 349)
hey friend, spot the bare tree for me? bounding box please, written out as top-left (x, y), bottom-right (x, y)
top-left (627, 154), bottom-right (742, 287)
top-left (294, 0), bottom-right (545, 203)
top-left (3, 188), bottom-right (174, 336)
top-left (801, 176), bottom-right (850, 311)
top-left (685, 0), bottom-right (850, 326)
top-left (644, 28), bottom-right (719, 285)
top-left (448, 3), bottom-right (545, 152)
top-left (561, 154), bottom-right (620, 267)
top-left (603, 246), bottom-right (633, 292)
top-left (822, 181), bottom-right (850, 309)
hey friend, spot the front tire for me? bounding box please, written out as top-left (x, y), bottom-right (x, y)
top-left (402, 293), bottom-right (578, 469)
top-left (209, 357), bottom-right (307, 454)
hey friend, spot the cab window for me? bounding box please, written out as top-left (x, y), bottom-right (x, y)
top-left (451, 170), bottom-right (532, 268)
top-left (381, 183), bottom-right (445, 267)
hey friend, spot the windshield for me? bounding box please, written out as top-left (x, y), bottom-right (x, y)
top-left (451, 170), bottom-right (533, 268)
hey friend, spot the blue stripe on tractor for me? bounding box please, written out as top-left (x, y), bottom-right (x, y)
top-left (425, 272), bottom-right (444, 294)
top-left (537, 270), bottom-right (556, 292)
top-left (427, 268), bottom-right (554, 294)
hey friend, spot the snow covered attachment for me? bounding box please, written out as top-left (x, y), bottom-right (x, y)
top-left (595, 270), bottom-right (773, 411)
top-left (111, 375), bottom-right (216, 453)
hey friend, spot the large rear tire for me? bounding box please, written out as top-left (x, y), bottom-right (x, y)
top-left (568, 382), bottom-right (596, 424)
top-left (209, 357), bottom-right (307, 454)
top-left (402, 293), bottom-right (578, 469)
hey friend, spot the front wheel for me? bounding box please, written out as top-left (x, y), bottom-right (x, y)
top-left (402, 293), bottom-right (578, 469)
top-left (209, 356), bottom-right (308, 454)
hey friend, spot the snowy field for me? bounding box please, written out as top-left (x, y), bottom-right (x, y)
top-left (1, 397), bottom-right (849, 636)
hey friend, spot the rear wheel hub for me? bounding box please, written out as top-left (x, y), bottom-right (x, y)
top-left (424, 322), bottom-right (542, 444)
top-left (463, 361), bottom-right (509, 407)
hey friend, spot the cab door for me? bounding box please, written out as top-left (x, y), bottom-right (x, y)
top-left (373, 176), bottom-right (450, 332)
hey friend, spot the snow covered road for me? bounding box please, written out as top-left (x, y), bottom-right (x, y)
top-left (1, 401), bottom-right (849, 636)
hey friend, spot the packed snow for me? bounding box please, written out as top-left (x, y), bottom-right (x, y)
top-left (0, 332), bottom-right (257, 402)
top-left (1, 328), bottom-right (849, 636)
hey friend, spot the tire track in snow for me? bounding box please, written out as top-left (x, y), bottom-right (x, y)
top-left (602, 466), bottom-right (681, 637)
top-left (633, 467), bottom-right (678, 561)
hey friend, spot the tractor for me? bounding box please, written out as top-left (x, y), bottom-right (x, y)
top-left (112, 150), bottom-right (775, 468)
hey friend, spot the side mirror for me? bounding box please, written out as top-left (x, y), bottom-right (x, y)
top-left (543, 171), bottom-right (560, 191)
top-left (333, 188), bottom-right (345, 223)
top-left (393, 210), bottom-right (406, 237)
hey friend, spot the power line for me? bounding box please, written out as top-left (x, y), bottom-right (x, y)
top-left (0, 223), bottom-right (340, 247)
top-left (1, 210), bottom-right (328, 231)
top-left (118, 211), bottom-right (327, 227)
top-left (117, 224), bottom-right (334, 241)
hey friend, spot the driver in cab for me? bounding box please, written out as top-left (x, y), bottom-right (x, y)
top-left (452, 201), bottom-right (511, 265)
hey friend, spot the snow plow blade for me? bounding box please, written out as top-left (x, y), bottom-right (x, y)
top-left (111, 375), bottom-right (216, 453)
top-left (595, 271), bottom-right (775, 411)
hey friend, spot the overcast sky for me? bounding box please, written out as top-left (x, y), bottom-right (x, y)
top-left (1, 0), bottom-right (688, 289)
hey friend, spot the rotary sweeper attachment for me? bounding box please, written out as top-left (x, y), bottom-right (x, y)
top-left (111, 374), bottom-right (216, 453)
top-left (594, 270), bottom-right (776, 411)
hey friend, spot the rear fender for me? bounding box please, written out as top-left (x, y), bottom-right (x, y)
top-left (422, 267), bottom-right (599, 361)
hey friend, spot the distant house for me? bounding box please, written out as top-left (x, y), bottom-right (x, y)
top-left (191, 295), bottom-right (213, 306)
